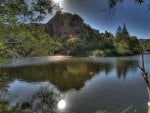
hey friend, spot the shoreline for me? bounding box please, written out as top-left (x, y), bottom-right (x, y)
top-left (0, 54), bottom-right (149, 68)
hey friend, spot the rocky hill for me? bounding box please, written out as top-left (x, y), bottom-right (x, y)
top-left (45, 11), bottom-right (101, 40)
top-left (45, 11), bottom-right (140, 57)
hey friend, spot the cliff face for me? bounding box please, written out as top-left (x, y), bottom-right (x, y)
top-left (45, 11), bottom-right (103, 56)
top-left (45, 11), bottom-right (100, 40)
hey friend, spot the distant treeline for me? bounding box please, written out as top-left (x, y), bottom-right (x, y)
top-left (54, 23), bottom-right (141, 57)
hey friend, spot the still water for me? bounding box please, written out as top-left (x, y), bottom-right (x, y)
top-left (0, 55), bottom-right (150, 113)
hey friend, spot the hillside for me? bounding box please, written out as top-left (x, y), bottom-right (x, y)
top-left (45, 11), bottom-right (105, 56)
top-left (46, 11), bottom-right (101, 40)
top-left (45, 11), bottom-right (140, 56)
top-left (0, 11), bottom-right (141, 59)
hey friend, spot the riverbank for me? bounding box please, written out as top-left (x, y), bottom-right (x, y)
top-left (0, 54), bottom-right (143, 68)
top-left (0, 56), bottom-right (73, 67)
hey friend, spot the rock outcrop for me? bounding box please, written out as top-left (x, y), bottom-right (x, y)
top-left (46, 11), bottom-right (100, 40)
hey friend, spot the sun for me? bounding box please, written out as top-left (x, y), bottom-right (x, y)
top-left (52, 0), bottom-right (63, 8)
top-left (53, 0), bottom-right (62, 4)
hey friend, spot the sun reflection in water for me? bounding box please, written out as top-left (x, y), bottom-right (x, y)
top-left (57, 99), bottom-right (66, 110)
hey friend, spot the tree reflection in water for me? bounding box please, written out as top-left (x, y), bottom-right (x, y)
top-left (0, 81), bottom-right (63, 113)
top-left (0, 60), bottom-right (104, 92)
top-left (116, 59), bottom-right (139, 79)
top-left (0, 57), bottom-right (141, 113)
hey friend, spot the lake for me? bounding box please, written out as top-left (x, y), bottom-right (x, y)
top-left (0, 55), bottom-right (150, 113)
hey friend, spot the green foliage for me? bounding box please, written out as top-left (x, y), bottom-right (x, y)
top-left (0, 23), bottom-right (60, 61)
top-left (114, 42), bottom-right (131, 55)
top-left (0, 0), bottom-right (54, 23)
top-left (98, 41), bottom-right (115, 49)
top-left (140, 39), bottom-right (150, 53)
top-left (92, 50), bottom-right (106, 57)
top-left (128, 36), bottom-right (140, 54)
top-left (0, 0), bottom-right (61, 63)
top-left (113, 24), bottom-right (140, 56)
top-left (91, 49), bottom-right (117, 57)
top-left (0, 42), bottom-right (6, 63)
top-left (0, 1), bottom-right (142, 60)
top-left (62, 24), bottom-right (140, 57)
top-left (116, 23), bottom-right (129, 37)
top-left (66, 36), bottom-right (81, 47)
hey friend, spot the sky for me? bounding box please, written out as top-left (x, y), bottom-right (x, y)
top-left (50, 0), bottom-right (150, 39)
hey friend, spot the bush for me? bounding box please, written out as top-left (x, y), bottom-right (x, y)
top-left (117, 49), bottom-right (131, 56)
top-left (104, 49), bottom-right (118, 56)
top-left (92, 50), bottom-right (106, 57)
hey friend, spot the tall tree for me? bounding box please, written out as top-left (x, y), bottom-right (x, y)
top-left (116, 25), bottom-right (122, 36)
top-left (115, 23), bottom-right (130, 43)
top-left (122, 23), bottom-right (129, 35)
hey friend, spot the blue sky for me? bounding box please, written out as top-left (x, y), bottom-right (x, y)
top-left (54, 0), bottom-right (150, 39)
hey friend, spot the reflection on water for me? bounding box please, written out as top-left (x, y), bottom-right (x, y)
top-left (116, 59), bottom-right (138, 79)
top-left (0, 55), bottom-right (149, 113)
top-left (0, 81), bottom-right (58, 112)
top-left (58, 99), bottom-right (66, 110)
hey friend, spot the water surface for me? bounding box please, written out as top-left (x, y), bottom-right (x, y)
top-left (0, 55), bottom-right (150, 113)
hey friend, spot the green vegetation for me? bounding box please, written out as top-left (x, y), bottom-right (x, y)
top-left (0, 0), bottom-right (61, 63)
top-left (0, 19), bottom-right (142, 60)
top-left (113, 23), bottom-right (140, 56)
top-left (0, 0), bottom-right (146, 62)
top-left (140, 39), bottom-right (150, 53)
top-left (58, 23), bottom-right (140, 57)
top-left (0, 23), bottom-right (61, 62)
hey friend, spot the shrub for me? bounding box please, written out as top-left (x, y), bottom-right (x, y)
top-left (92, 50), bottom-right (106, 57)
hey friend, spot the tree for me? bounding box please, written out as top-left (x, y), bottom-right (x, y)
top-left (128, 36), bottom-right (140, 54)
top-left (114, 23), bottom-right (140, 55)
top-left (108, 0), bottom-right (144, 9)
top-left (122, 23), bottom-right (129, 35)
top-left (0, 0), bottom-right (56, 23)
top-left (0, 0), bottom-right (60, 62)
top-left (116, 23), bottom-right (129, 36)
top-left (115, 25), bottom-right (124, 42)
top-left (115, 23), bottom-right (130, 42)
top-left (0, 24), bottom-right (61, 58)
top-left (103, 31), bottom-right (114, 38)
top-left (116, 25), bottom-right (122, 36)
